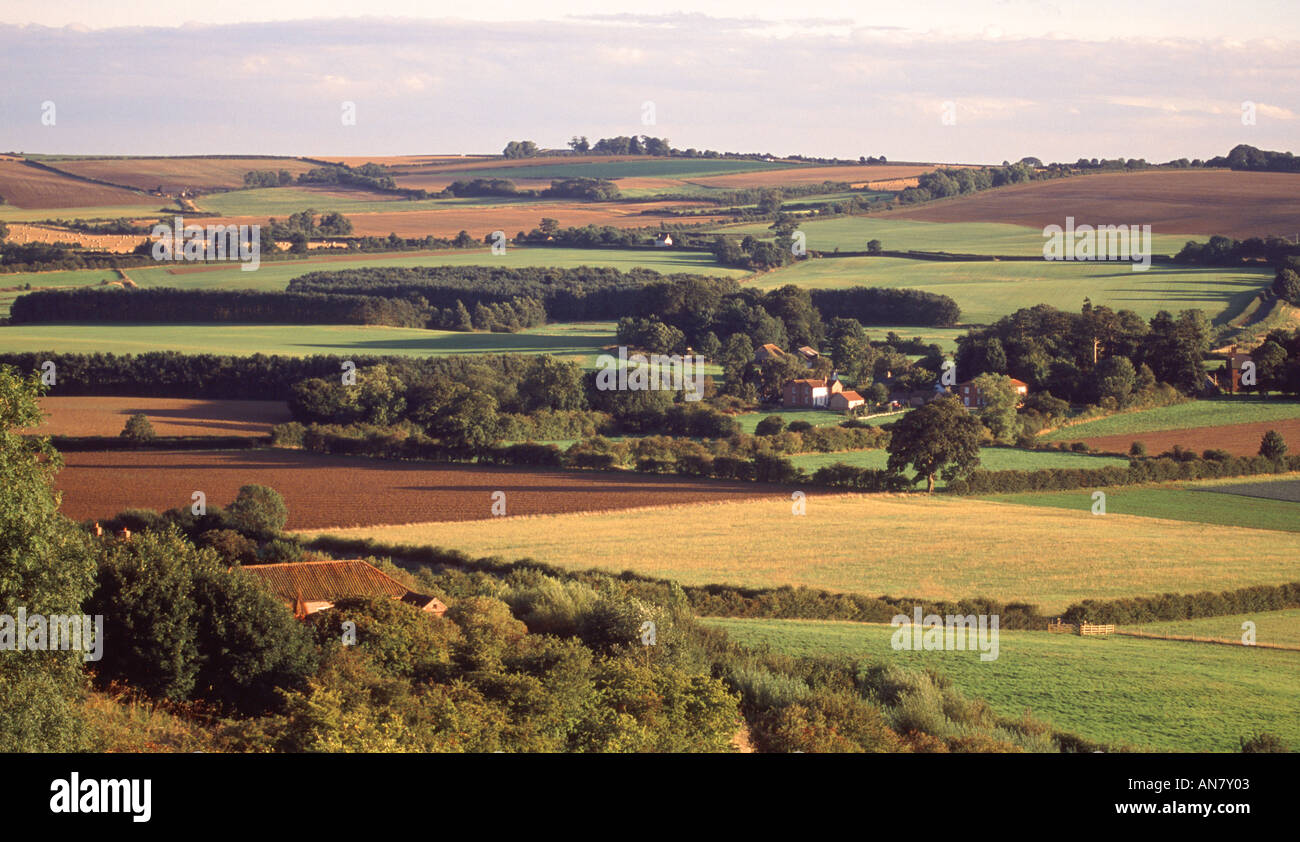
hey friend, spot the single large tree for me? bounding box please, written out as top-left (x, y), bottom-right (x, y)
top-left (0, 366), bottom-right (97, 750)
top-left (886, 395), bottom-right (982, 492)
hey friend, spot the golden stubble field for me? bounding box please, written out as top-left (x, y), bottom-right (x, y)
top-left (301, 493), bottom-right (1300, 613)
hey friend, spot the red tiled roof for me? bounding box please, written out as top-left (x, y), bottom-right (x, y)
top-left (241, 560), bottom-right (409, 603)
top-left (838, 391), bottom-right (864, 401)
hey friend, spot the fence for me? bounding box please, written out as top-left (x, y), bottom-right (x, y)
top-left (1048, 620), bottom-right (1116, 636)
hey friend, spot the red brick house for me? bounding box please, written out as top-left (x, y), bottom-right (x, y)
top-left (783, 377), bottom-right (844, 408)
top-left (242, 560), bottom-right (448, 620)
top-left (956, 378), bottom-right (1029, 409)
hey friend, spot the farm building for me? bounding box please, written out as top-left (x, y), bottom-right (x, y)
top-left (654, 233), bottom-right (673, 247)
top-left (755, 343), bottom-right (786, 363)
top-left (956, 378), bottom-right (1028, 408)
top-left (241, 559), bottom-right (448, 620)
top-left (783, 375), bottom-right (845, 408)
top-left (828, 389), bottom-right (865, 411)
top-left (888, 383), bottom-right (949, 408)
top-left (796, 346), bottom-right (821, 367)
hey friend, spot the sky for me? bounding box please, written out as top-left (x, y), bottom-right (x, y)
top-left (0, 1), bottom-right (1295, 162)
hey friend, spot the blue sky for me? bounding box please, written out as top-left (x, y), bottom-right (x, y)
top-left (0, 3), bottom-right (1295, 161)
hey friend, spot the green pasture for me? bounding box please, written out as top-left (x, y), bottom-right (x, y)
top-left (716, 216), bottom-right (1198, 257)
top-left (1128, 609), bottom-right (1300, 648)
top-left (0, 320), bottom-right (616, 364)
top-left (750, 256), bottom-right (1272, 325)
top-left (705, 618), bottom-right (1300, 752)
top-left (788, 445), bottom-right (1128, 480)
top-left (983, 475), bottom-right (1300, 533)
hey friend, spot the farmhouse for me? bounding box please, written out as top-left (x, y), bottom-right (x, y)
top-left (956, 378), bottom-right (1028, 408)
top-left (783, 375), bottom-right (844, 408)
top-left (241, 559), bottom-right (448, 619)
top-left (888, 383), bottom-right (948, 408)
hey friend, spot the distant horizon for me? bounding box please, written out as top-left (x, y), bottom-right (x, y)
top-left (1, 11), bottom-right (1295, 163)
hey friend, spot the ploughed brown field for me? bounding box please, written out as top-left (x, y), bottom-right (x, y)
top-left (0, 159), bottom-right (156, 209)
top-left (886, 169), bottom-right (1300, 239)
top-left (48, 157), bottom-right (319, 193)
top-left (193, 200), bottom-right (731, 238)
top-left (27, 397), bottom-right (291, 438)
top-left (54, 450), bottom-right (808, 530)
top-left (1065, 417), bottom-right (1300, 457)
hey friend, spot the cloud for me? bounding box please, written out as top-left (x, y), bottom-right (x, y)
top-left (0, 16), bottom-right (1295, 162)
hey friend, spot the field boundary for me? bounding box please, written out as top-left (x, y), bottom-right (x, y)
top-left (1115, 629), bottom-right (1300, 651)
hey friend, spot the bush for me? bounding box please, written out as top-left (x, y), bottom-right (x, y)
top-left (787, 420), bottom-right (814, 433)
top-left (120, 413), bottom-right (156, 441)
top-left (227, 485), bottom-right (289, 537)
top-left (754, 415), bottom-right (786, 436)
top-left (270, 422), bottom-right (306, 447)
top-left (1240, 732), bottom-right (1289, 753)
top-left (1129, 440), bottom-right (1146, 457)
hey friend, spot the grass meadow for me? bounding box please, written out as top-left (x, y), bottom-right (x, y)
top-left (300, 493), bottom-right (1300, 613)
top-left (983, 474), bottom-right (1300, 532)
top-left (704, 618), bottom-right (1300, 752)
top-left (1039, 398), bottom-right (1300, 441)
top-left (717, 216), bottom-right (1198, 256)
top-left (1127, 608), bottom-right (1300, 648)
top-left (0, 320), bottom-right (617, 363)
top-left (0, 246), bottom-right (749, 316)
top-left (788, 445), bottom-right (1129, 479)
top-left (749, 256), bottom-right (1273, 325)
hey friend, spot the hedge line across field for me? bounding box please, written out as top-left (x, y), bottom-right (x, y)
top-left (300, 535), bottom-right (1300, 629)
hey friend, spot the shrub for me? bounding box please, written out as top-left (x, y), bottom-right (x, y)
top-left (1129, 440), bottom-right (1146, 457)
top-left (1260, 430), bottom-right (1288, 460)
top-left (754, 415), bottom-right (786, 436)
top-left (227, 485), bottom-right (289, 537)
top-left (1240, 732), bottom-right (1289, 753)
top-left (120, 413), bottom-right (156, 441)
top-left (786, 420), bottom-right (814, 433)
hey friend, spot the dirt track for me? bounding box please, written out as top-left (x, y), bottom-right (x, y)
top-left (54, 449), bottom-right (809, 530)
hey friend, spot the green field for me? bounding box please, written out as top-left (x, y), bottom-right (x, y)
top-left (789, 445), bottom-right (1129, 479)
top-left (705, 618), bottom-right (1300, 752)
top-left (196, 188), bottom-right (550, 217)
top-left (984, 475), bottom-right (1300, 532)
top-left (749, 256), bottom-right (1272, 325)
top-left (717, 216), bottom-right (1198, 257)
top-left (733, 409), bottom-right (860, 433)
top-left (421, 158), bottom-right (803, 181)
top-left (0, 320), bottom-right (616, 363)
top-left (0, 269), bottom-right (124, 317)
top-left (1040, 398), bottom-right (1300, 441)
top-left (0, 247), bottom-right (749, 312)
top-left (1128, 609), bottom-right (1300, 648)
top-left (0, 203), bottom-right (178, 222)
top-left (302, 494), bottom-right (1300, 613)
